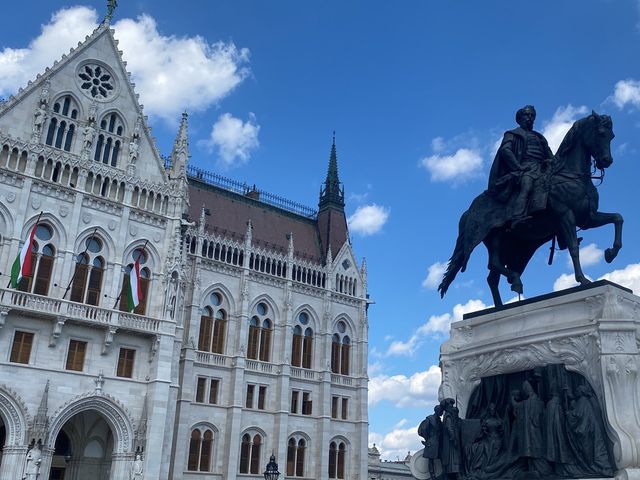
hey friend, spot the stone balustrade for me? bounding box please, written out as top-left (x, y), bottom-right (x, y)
top-left (0, 287), bottom-right (168, 335)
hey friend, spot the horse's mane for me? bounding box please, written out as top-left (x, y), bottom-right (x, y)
top-left (555, 113), bottom-right (613, 158)
top-left (555, 115), bottom-right (589, 158)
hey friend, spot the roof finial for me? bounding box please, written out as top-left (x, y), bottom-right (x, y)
top-left (104, 0), bottom-right (118, 25)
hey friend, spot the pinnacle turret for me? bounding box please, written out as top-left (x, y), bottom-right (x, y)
top-left (319, 133), bottom-right (345, 209)
top-left (171, 112), bottom-right (190, 176)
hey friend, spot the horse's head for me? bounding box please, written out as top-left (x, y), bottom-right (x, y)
top-left (556, 111), bottom-right (615, 173)
top-left (588, 110), bottom-right (614, 170)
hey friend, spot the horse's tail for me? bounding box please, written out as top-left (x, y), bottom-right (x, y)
top-left (438, 210), bottom-right (470, 298)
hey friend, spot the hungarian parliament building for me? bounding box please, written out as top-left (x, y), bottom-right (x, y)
top-left (0, 12), bottom-right (371, 480)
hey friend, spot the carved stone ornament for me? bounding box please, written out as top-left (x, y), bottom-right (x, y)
top-left (438, 282), bottom-right (640, 479)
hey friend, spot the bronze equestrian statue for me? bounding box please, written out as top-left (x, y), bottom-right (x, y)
top-left (438, 107), bottom-right (622, 306)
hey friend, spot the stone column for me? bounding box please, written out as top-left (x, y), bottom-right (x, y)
top-left (0, 445), bottom-right (28, 480)
top-left (109, 452), bottom-right (133, 480)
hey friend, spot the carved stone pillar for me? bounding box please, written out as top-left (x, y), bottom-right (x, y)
top-left (110, 452), bottom-right (134, 480)
top-left (437, 280), bottom-right (640, 479)
top-left (0, 445), bottom-right (28, 480)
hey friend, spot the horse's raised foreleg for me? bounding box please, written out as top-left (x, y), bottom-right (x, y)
top-left (584, 211), bottom-right (623, 263)
top-left (558, 211), bottom-right (591, 285)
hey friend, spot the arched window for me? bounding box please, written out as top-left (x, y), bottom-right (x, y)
top-left (118, 248), bottom-right (151, 315)
top-left (94, 112), bottom-right (124, 167)
top-left (287, 437), bottom-right (306, 477)
top-left (198, 292), bottom-right (228, 354)
top-left (328, 441), bottom-right (346, 479)
top-left (247, 302), bottom-right (272, 362)
top-left (45, 95), bottom-right (78, 151)
top-left (331, 321), bottom-right (351, 375)
top-left (187, 428), bottom-right (214, 472)
top-left (70, 236), bottom-right (105, 305)
top-left (291, 312), bottom-right (313, 369)
top-left (17, 224), bottom-right (56, 295)
top-left (239, 433), bottom-right (262, 474)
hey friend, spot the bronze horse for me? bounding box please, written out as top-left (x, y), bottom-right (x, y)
top-left (438, 112), bottom-right (622, 306)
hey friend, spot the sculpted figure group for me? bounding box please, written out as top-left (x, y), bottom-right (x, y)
top-left (419, 376), bottom-right (614, 479)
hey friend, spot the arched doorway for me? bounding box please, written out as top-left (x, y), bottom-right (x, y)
top-left (0, 418), bottom-right (6, 469)
top-left (49, 410), bottom-right (114, 480)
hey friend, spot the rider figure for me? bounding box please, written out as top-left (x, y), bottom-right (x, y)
top-left (488, 105), bottom-right (555, 228)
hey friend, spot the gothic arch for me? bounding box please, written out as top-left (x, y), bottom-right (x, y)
top-left (249, 295), bottom-right (281, 323)
top-left (0, 384), bottom-right (29, 446)
top-left (21, 211), bottom-right (69, 248)
top-left (97, 109), bottom-right (129, 133)
top-left (201, 283), bottom-right (237, 316)
top-left (288, 430), bottom-right (311, 444)
top-left (292, 304), bottom-right (319, 330)
top-left (332, 314), bottom-right (356, 336)
top-left (73, 225), bottom-right (116, 259)
top-left (123, 240), bottom-right (160, 271)
top-left (0, 202), bottom-right (14, 241)
top-left (51, 91), bottom-right (84, 118)
top-left (47, 394), bottom-right (134, 454)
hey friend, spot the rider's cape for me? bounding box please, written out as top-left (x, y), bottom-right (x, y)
top-left (487, 127), bottom-right (554, 211)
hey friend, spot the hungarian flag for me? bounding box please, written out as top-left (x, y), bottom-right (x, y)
top-left (126, 257), bottom-right (143, 312)
top-left (10, 224), bottom-right (37, 288)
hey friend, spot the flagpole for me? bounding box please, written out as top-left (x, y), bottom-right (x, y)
top-left (7, 211), bottom-right (43, 289)
top-left (62, 227), bottom-right (98, 300)
top-left (112, 239), bottom-right (149, 310)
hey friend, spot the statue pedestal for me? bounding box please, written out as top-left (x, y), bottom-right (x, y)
top-left (438, 280), bottom-right (640, 480)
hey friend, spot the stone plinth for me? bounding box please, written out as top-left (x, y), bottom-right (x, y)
top-left (439, 280), bottom-right (640, 480)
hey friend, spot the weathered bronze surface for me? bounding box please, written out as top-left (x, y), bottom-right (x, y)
top-left (438, 108), bottom-right (622, 306)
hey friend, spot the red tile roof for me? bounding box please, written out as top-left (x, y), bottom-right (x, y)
top-left (188, 180), bottom-right (325, 263)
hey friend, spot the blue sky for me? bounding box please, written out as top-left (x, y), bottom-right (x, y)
top-left (3, 0), bottom-right (640, 460)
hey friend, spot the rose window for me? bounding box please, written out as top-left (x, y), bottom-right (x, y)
top-left (77, 64), bottom-right (115, 100)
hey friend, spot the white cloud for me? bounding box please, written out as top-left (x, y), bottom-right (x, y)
top-left (611, 79), bottom-right (640, 109)
top-left (420, 148), bottom-right (483, 183)
top-left (369, 365), bottom-right (441, 408)
top-left (553, 273), bottom-right (578, 292)
top-left (201, 113), bottom-right (260, 168)
top-left (566, 243), bottom-right (603, 269)
top-left (0, 7), bottom-right (250, 121)
top-left (417, 299), bottom-right (488, 335)
top-left (601, 263), bottom-right (640, 294)
top-left (541, 104), bottom-right (588, 153)
top-left (347, 204), bottom-right (390, 236)
top-left (369, 427), bottom-right (421, 461)
top-left (0, 7), bottom-right (98, 96)
top-left (422, 261), bottom-right (447, 289)
top-left (385, 299), bottom-right (488, 356)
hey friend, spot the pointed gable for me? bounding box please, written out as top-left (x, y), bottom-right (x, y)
top-left (0, 23), bottom-right (167, 184)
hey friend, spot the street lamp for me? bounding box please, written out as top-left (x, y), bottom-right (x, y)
top-left (264, 452), bottom-right (281, 480)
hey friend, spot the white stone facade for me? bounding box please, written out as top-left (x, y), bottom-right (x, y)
top-left (439, 281), bottom-right (640, 480)
top-left (0, 17), bottom-right (369, 480)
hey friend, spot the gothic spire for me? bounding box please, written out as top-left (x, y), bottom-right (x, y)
top-left (319, 133), bottom-right (344, 209)
top-left (171, 112), bottom-right (190, 176)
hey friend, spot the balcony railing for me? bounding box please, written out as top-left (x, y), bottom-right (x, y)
top-left (246, 359), bottom-right (274, 373)
top-left (0, 288), bottom-right (164, 334)
top-left (195, 351), bottom-right (227, 366)
top-left (291, 367), bottom-right (316, 380)
top-left (331, 374), bottom-right (353, 386)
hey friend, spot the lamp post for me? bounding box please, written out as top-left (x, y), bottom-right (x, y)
top-left (264, 452), bottom-right (280, 480)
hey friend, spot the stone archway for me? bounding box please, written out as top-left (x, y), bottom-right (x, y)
top-left (0, 385), bottom-right (29, 480)
top-left (49, 410), bottom-right (114, 480)
top-left (46, 395), bottom-right (134, 480)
